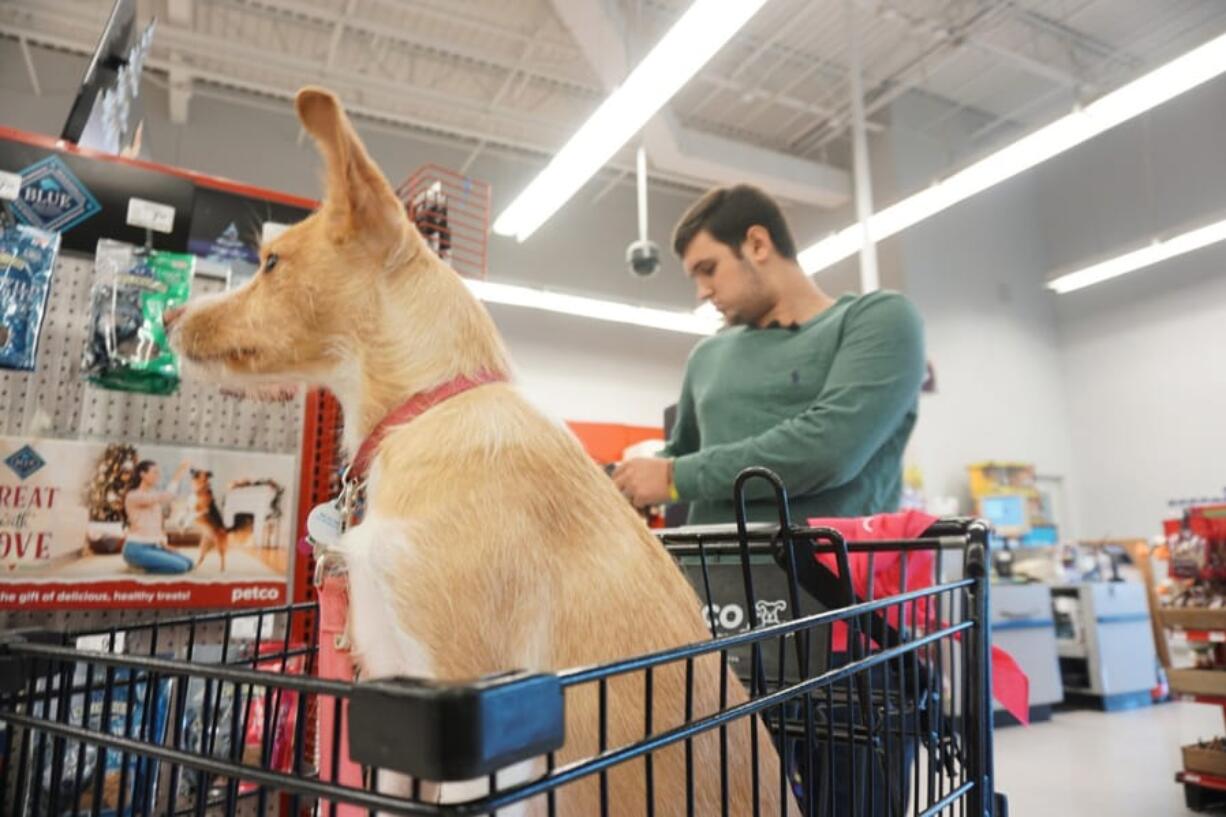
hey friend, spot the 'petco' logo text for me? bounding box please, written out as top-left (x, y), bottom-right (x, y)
top-left (231, 586), bottom-right (281, 603)
top-left (702, 599), bottom-right (788, 632)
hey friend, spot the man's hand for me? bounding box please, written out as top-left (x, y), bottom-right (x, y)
top-left (612, 458), bottom-right (674, 509)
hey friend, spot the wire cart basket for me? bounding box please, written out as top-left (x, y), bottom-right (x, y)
top-left (0, 468), bottom-right (1007, 816)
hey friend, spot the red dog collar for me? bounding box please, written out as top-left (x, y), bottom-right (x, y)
top-left (348, 370), bottom-right (506, 482)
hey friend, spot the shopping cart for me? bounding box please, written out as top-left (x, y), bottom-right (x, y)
top-left (0, 467), bottom-right (1006, 816)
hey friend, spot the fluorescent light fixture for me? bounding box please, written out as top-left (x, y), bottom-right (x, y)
top-left (799, 29), bottom-right (1226, 276)
top-left (1047, 216), bottom-right (1226, 294)
top-left (493, 0), bottom-right (769, 241)
top-left (466, 279), bottom-right (720, 335)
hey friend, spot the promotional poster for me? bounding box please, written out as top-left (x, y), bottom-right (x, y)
top-left (0, 436), bottom-right (296, 609)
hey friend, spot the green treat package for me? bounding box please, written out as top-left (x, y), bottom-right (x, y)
top-left (82, 239), bottom-right (194, 395)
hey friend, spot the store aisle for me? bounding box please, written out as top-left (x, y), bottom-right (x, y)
top-left (995, 702), bottom-right (1218, 815)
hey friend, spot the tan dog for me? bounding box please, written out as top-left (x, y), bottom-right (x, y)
top-left (169, 87), bottom-right (792, 815)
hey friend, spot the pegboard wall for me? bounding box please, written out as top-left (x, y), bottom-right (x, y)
top-left (0, 254), bottom-right (303, 450)
top-left (0, 251), bottom-right (308, 633)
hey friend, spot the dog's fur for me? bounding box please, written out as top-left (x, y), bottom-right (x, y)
top-left (170, 87), bottom-right (793, 815)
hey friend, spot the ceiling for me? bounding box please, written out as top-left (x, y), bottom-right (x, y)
top-left (2, 0), bottom-right (1226, 195)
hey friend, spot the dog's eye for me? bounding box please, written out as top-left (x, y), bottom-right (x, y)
top-left (263, 253), bottom-right (279, 273)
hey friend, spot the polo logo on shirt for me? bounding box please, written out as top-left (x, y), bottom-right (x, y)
top-left (790, 370), bottom-right (800, 385)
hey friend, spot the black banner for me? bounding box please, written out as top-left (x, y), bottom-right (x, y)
top-left (187, 187), bottom-right (311, 280)
top-left (0, 139), bottom-right (194, 254)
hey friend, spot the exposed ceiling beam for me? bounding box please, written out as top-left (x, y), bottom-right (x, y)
top-left (168, 55), bottom-right (192, 124)
top-left (1002, 1), bottom-right (1142, 73)
top-left (18, 35), bottom-right (40, 95)
top-left (167, 0), bottom-right (194, 27)
top-left (790, 2), bottom-right (1009, 156)
top-left (323, 0), bottom-right (358, 71)
top-left (1, 0), bottom-right (577, 141)
top-left (0, 25), bottom-right (713, 196)
top-left (869, 1), bottom-right (1089, 91)
top-left (224, 0), bottom-right (603, 100)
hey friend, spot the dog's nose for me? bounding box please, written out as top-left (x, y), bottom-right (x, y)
top-left (163, 305), bottom-right (186, 330)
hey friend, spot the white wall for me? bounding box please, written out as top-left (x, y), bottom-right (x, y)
top-left (887, 93), bottom-right (1078, 524)
top-left (489, 304), bottom-right (690, 427)
top-left (0, 40), bottom-right (699, 427)
top-left (1055, 252), bottom-right (1226, 538)
top-left (1037, 75), bottom-right (1226, 537)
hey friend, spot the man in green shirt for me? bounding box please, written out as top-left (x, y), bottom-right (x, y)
top-left (614, 184), bottom-right (925, 524)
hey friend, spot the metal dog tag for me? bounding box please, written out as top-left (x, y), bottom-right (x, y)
top-left (307, 502), bottom-right (344, 549)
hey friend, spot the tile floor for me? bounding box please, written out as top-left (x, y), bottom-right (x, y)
top-left (995, 702), bottom-right (1222, 815)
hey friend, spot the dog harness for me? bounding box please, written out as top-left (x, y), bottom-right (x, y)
top-left (310, 370), bottom-right (505, 812)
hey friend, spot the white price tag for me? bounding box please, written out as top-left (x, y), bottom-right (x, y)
top-left (0, 170), bottom-right (21, 202)
top-left (126, 197), bottom-right (176, 233)
top-left (76, 633), bottom-right (126, 653)
top-left (262, 221), bottom-right (290, 244)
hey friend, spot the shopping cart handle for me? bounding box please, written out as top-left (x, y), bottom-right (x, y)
top-left (348, 670), bottom-right (565, 781)
top-left (0, 628), bottom-right (66, 694)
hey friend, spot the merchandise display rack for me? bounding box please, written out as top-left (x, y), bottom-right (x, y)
top-left (0, 124), bottom-right (332, 628)
top-left (395, 163), bottom-right (491, 281)
top-left (1160, 605), bottom-right (1226, 810)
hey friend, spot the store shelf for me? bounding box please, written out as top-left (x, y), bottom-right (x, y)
top-left (1178, 770), bottom-right (1226, 793)
top-left (1160, 607), bottom-right (1226, 632)
top-left (1180, 693), bottom-right (1226, 707)
top-left (1170, 668), bottom-right (1226, 698)
top-left (1183, 630), bottom-right (1226, 643)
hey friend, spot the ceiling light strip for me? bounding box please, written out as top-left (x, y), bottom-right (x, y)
top-left (493, 0), bottom-right (769, 242)
top-left (466, 279), bottom-right (719, 335)
top-left (798, 30), bottom-right (1226, 276)
top-left (1047, 215), bottom-right (1226, 294)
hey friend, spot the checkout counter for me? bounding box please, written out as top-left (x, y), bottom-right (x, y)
top-left (981, 494), bottom-right (1156, 719)
top-left (991, 582), bottom-right (1063, 723)
top-left (1052, 581), bottom-right (1157, 710)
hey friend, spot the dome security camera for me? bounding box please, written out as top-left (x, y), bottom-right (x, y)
top-left (626, 239), bottom-right (661, 278)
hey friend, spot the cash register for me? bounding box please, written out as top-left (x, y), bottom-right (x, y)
top-left (980, 493), bottom-right (1065, 723)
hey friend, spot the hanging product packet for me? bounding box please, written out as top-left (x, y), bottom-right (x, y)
top-left (0, 221), bottom-right (60, 371)
top-left (82, 239), bottom-right (194, 395)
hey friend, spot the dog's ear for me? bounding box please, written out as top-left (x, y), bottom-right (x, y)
top-left (295, 87), bottom-right (407, 248)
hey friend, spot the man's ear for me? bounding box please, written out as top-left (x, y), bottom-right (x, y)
top-left (743, 224), bottom-right (774, 264)
top-left (294, 86), bottom-right (407, 247)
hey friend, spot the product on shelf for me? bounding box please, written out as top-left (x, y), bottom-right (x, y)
top-left (0, 222), bottom-right (60, 371)
top-left (29, 665), bottom-right (170, 817)
top-left (173, 642), bottom-right (305, 804)
top-left (81, 239), bottom-right (193, 395)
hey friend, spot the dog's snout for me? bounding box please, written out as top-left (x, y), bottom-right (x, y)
top-left (163, 305), bottom-right (186, 330)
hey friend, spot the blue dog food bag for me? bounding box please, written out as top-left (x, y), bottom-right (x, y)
top-left (0, 223), bottom-right (60, 371)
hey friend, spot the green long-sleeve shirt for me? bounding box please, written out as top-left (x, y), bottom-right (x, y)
top-left (662, 290), bottom-right (925, 525)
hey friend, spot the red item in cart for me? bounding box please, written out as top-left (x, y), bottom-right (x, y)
top-left (810, 510), bottom-right (1032, 725)
top-left (239, 643), bottom-right (306, 793)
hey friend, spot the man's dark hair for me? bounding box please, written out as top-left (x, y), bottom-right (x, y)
top-left (671, 184), bottom-right (797, 261)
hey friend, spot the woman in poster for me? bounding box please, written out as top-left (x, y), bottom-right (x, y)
top-left (123, 460), bottom-right (194, 574)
